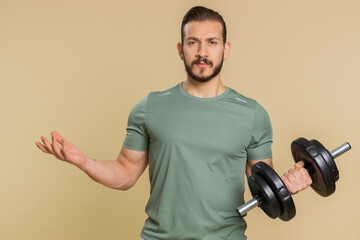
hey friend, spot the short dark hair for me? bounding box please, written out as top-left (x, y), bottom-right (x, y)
top-left (181, 6), bottom-right (227, 44)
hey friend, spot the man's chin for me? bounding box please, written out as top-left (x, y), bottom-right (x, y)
top-left (190, 74), bottom-right (215, 83)
top-left (191, 71), bottom-right (213, 80)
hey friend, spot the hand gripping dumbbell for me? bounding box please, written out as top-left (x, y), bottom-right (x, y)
top-left (236, 137), bottom-right (351, 221)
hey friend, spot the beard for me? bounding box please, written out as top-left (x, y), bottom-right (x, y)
top-left (183, 54), bottom-right (224, 83)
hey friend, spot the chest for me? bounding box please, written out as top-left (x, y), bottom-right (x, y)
top-left (146, 99), bottom-right (253, 156)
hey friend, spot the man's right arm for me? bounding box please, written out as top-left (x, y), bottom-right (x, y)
top-left (80, 147), bottom-right (148, 190)
top-left (36, 131), bottom-right (148, 191)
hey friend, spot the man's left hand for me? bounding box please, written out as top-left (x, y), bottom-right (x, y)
top-left (281, 161), bottom-right (312, 195)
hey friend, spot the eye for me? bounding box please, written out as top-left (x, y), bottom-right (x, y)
top-left (188, 41), bottom-right (196, 45)
top-left (209, 41), bottom-right (217, 45)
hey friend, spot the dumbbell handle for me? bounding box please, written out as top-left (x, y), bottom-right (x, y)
top-left (330, 142), bottom-right (351, 159)
top-left (237, 198), bottom-right (260, 216)
top-left (237, 142), bottom-right (351, 217)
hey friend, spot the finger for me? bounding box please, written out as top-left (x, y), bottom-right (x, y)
top-left (52, 133), bottom-right (65, 160)
top-left (281, 175), bottom-right (292, 186)
top-left (52, 132), bottom-right (68, 151)
top-left (286, 173), bottom-right (300, 189)
top-left (290, 169), bottom-right (308, 192)
top-left (35, 142), bottom-right (52, 154)
top-left (60, 138), bottom-right (73, 159)
top-left (287, 166), bottom-right (309, 188)
top-left (61, 138), bottom-right (72, 157)
top-left (294, 161), bottom-right (305, 168)
top-left (290, 168), bottom-right (303, 181)
top-left (281, 175), bottom-right (297, 194)
top-left (51, 132), bottom-right (62, 150)
top-left (299, 167), bottom-right (312, 186)
top-left (283, 172), bottom-right (294, 185)
top-left (291, 168), bottom-right (310, 189)
top-left (41, 136), bottom-right (55, 155)
top-left (51, 131), bottom-right (64, 144)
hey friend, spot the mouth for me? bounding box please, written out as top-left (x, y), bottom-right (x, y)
top-left (196, 62), bottom-right (209, 68)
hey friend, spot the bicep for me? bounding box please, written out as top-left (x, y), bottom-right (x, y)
top-left (246, 158), bottom-right (273, 178)
top-left (116, 147), bottom-right (148, 184)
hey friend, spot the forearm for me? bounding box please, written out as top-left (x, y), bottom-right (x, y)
top-left (36, 132), bottom-right (140, 190)
top-left (77, 157), bottom-right (133, 190)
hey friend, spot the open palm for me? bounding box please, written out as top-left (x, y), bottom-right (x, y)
top-left (36, 131), bottom-right (87, 167)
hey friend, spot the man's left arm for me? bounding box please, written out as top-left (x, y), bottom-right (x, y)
top-left (246, 103), bottom-right (312, 194)
top-left (246, 158), bottom-right (312, 195)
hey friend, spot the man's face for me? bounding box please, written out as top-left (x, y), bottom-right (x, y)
top-left (177, 21), bottom-right (230, 82)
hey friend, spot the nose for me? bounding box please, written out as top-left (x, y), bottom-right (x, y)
top-left (195, 42), bottom-right (208, 59)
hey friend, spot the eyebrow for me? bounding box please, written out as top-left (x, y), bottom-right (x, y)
top-left (186, 37), bottom-right (220, 41)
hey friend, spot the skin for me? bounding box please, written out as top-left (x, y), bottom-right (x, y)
top-left (36, 20), bottom-right (311, 195)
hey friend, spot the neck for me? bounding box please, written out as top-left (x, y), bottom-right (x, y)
top-left (182, 76), bottom-right (226, 98)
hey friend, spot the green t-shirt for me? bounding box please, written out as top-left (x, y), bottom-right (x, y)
top-left (123, 83), bottom-right (273, 240)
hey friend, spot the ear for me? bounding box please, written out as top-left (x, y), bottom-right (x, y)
top-left (223, 42), bottom-right (231, 61)
top-left (177, 42), bottom-right (184, 60)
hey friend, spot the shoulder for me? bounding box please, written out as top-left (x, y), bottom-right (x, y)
top-left (149, 84), bottom-right (178, 96)
top-left (131, 84), bottom-right (179, 111)
top-left (226, 87), bottom-right (258, 108)
top-left (226, 87), bottom-right (270, 118)
top-left (147, 84), bottom-right (179, 102)
top-left (136, 84), bottom-right (175, 102)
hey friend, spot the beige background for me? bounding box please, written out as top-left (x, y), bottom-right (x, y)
top-left (1, 0), bottom-right (359, 239)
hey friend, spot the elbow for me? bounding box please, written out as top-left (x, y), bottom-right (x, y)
top-left (113, 179), bottom-right (136, 191)
top-left (112, 163), bottom-right (136, 191)
top-left (116, 184), bottom-right (133, 191)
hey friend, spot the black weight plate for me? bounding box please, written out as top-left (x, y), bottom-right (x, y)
top-left (248, 173), bottom-right (282, 219)
top-left (252, 162), bottom-right (296, 221)
top-left (311, 139), bottom-right (339, 182)
top-left (291, 137), bottom-right (335, 197)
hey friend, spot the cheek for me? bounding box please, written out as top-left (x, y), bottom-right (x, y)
top-left (184, 50), bottom-right (195, 59)
top-left (211, 50), bottom-right (224, 64)
top-left (214, 49), bottom-right (224, 59)
top-left (183, 53), bottom-right (195, 65)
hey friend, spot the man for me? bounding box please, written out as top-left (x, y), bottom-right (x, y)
top-left (36, 6), bottom-right (311, 240)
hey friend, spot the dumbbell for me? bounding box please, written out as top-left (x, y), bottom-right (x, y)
top-left (236, 137), bottom-right (351, 221)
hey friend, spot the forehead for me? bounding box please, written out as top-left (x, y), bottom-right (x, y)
top-left (183, 21), bottom-right (223, 40)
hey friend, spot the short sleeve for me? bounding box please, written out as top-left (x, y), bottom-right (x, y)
top-left (122, 94), bottom-right (149, 151)
top-left (247, 103), bottom-right (273, 160)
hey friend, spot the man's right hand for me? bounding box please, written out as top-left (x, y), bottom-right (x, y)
top-left (36, 131), bottom-right (87, 168)
top-left (35, 131), bottom-right (149, 190)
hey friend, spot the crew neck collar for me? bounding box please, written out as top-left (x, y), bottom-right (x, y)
top-left (177, 82), bottom-right (230, 101)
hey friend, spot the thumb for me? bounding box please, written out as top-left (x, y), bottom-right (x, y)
top-left (294, 161), bottom-right (305, 168)
top-left (61, 138), bottom-right (68, 150)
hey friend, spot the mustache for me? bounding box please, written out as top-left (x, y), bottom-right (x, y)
top-left (191, 57), bottom-right (213, 67)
